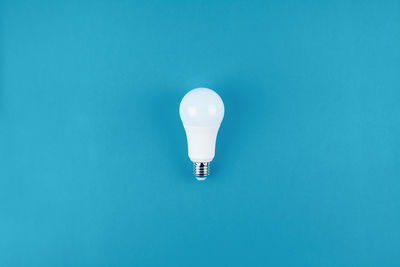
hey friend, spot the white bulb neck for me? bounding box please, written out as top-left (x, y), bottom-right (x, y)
top-left (183, 125), bottom-right (220, 163)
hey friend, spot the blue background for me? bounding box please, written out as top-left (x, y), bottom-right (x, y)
top-left (1, 0), bottom-right (399, 266)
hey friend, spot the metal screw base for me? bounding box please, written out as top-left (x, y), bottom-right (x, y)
top-left (194, 162), bottom-right (210, 181)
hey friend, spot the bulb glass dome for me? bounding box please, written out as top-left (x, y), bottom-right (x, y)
top-left (179, 88), bottom-right (224, 126)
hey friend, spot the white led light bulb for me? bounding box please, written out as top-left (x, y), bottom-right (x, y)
top-left (179, 88), bottom-right (225, 180)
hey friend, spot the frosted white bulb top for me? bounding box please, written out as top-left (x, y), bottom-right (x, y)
top-left (179, 88), bottom-right (224, 127)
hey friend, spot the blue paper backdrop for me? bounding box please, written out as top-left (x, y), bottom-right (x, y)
top-left (1, 0), bottom-right (399, 266)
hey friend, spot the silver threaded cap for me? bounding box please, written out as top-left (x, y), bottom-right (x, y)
top-left (194, 162), bottom-right (210, 181)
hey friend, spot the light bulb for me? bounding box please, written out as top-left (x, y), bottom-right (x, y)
top-left (179, 88), bottom-right (225, 180)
